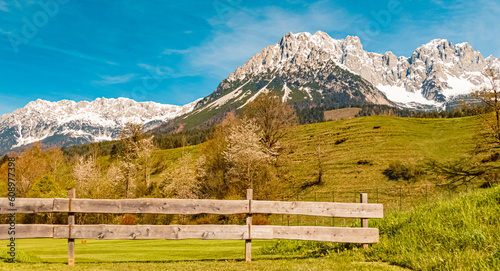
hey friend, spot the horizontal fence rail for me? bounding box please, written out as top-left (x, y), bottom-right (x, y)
top-left (0, 198), bottom-right (383, 218)
top-left (0, 189), bottom-right (382, 265)
top-left (0, 224), bottom-right (379, 243)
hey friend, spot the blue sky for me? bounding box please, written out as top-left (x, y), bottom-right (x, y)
top-left (0, 0), bottom-right (499, 115)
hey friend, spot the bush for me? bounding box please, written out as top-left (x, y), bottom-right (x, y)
top-left (252, 214), bottom-right (270, 225)
top-left (357, 159), bottom-right (372, 165)
top-left (383, 161), bottom-right (424, 182)
top-left (121, 214), bottom-right (137, 225)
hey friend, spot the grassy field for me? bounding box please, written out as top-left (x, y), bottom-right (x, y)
top-left (0, 239), bottom-right (407, 270)
top-left (2, 184), bottom-right (499, 270)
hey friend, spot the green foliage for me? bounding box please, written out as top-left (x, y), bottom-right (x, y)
top-left (259, 240), bottom-right (337, 258)
top-left (153, 126), bottom-right (214, 150)
top-left (0, 155), bottom-right (8, 166)
top-left (27, 174), bottom-right (65, 198)
top-left (296, 106), bottom-right (325, 124)
top-left (382, 161), bottom-right (424, 182)
top-left (0, 249), bottom-right (42, 263)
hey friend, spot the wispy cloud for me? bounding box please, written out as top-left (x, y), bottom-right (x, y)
top-left (30, 43), bottom-right (119, 66)
top-left (382, 0), bottom-right (500, 57)
top-left (170, 1), bottom-right (356, 79)
top-left (0, 28), bottom-right (11, 35)
top-left (162, 48), bottom-right (192, 55)
top-left (138, 63), bottom-right (172, 77)
top-left (93, 74), bottom-right (136, 85)
top-left (0, 1), bottom-right (9, 12)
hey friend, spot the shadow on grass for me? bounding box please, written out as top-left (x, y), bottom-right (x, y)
top-left (32, 255), bottom-right (311, 265)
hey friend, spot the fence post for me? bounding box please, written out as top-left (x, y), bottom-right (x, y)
top-left (281, 195), bottom-right (284, 226)
top-left (296, 194), bottom-right (300, 226)
top-left (331, 191), bottom-right (335, 227)
top-left (245, 189), bottom-right (253, 262)
top-left (314, 192), bottom-right (317, 226)
top-left (360, 193), bottom-right (368, 249)
top-left (426, 184), bottom-right (428, 203)
top-left (399, 186), bottom-right (402, 210)
top-left (68, 188), bottom-right (75, 266)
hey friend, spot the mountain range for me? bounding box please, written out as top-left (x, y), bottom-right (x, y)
top-left (0, 98), bottom-right (199, 154)
top-left (1, 31), bottom-right (498, 154)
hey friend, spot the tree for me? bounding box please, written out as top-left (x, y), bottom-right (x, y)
top-left (118, 122), bottom-right (156, 198)
top-left (72, 154), bottom-right (101, 198)
top-left (243, 93), bottom-right (298, 153)
top-left (161, 153), bottom-right (199, 199)
top-left (474, 67), bottom-right (500, 144)
top-left (223, 119), bottom-right (273, 191)
top-left (197, 113), bottom-right (238, 199)
top-left (28, 174), bottom-right (65, 198)
top-left (16, 142), bottom-right (50, 196)
top-left (105, 162), bottom-right (125, 198)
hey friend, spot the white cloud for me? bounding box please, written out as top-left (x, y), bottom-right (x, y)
top-left (383, 0), bottom-right (500, 58)
top-left (93, 74), bottom-right (136, 85)
top-left (138, 63), bottom-right (172, 77)
top-left (0, 0), bottom-right (9, 12)
top-left (170, 2), bottom-right (356, 79)
top-left (162, 48), bottom-right (192, 55)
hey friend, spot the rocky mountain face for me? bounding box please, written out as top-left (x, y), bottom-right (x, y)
top-left (0, 98), bottom-right (199, 154)
top-left (196, 31), bottom-right (498, 112)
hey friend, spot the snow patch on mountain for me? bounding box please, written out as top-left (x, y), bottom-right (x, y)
top-left (282, 83), bottom-right (291, 102)
top-left (376, 84), bottom-right (438, 106)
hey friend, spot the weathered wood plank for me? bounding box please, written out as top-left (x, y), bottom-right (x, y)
top-left (0, 198), bottom-right (54, 214)
top-left (0, 224), bottom-right (379, 243)
top-left (0, 198), bottom-right (383, 218)
top-left (53, 198), bottom-right (249, 215)
top-left (253, 226), bottom-right (380, 243)
top-left (0, 224), bottom-right (54, 239)
top-left (53, 225), bottom-right (274, 240)
top-left (251, 201), bottom-right (383, 218)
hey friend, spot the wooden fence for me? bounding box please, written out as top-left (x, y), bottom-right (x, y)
top-left (0, 189), bottom-right (383, 265)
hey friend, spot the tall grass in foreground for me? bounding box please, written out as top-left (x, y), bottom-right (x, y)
top-left (367, 185), bottom-right (500, 270)
top-left (261, 185), bottom-right (500, 270)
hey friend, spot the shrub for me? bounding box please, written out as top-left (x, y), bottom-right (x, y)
top-left (357, 159), bottom-right (372, 165)
top-left (335, 137), bottom-right (348, 145)
top-left (383, 161), bottom-right (424, 182)
top-left (121, 214), bottom-right (137, 225)
top-left (252, 214), bottom-right (270, 225)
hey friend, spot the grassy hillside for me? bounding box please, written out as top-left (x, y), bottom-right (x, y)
top-left (367, 184), bottom-right (500, 270)
top-left (151, 115), bottom-right (481, 204)
top-left (285, 115), bottom-right (479, 190)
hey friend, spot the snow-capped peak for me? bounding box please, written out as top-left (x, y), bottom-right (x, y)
top-left (227, 31), bottom-right (497, 106)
